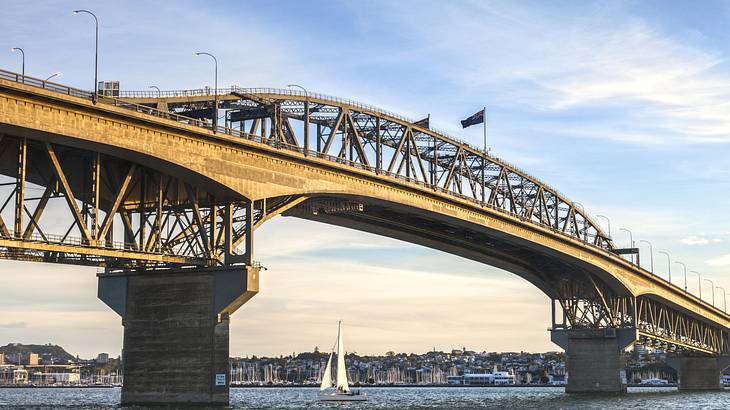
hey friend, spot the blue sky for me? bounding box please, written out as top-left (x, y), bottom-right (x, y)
top-left (1, 0), bottom-right (729, 358)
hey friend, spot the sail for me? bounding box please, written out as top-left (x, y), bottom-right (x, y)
top-left (335, 321), bottom-right (350, 392)
top-left (320, 352), bottom-right (333, 390)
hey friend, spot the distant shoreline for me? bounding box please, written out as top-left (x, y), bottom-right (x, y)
top-left (0, 383), bottom-right (683, 389)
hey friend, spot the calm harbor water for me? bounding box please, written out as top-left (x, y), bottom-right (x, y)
top-left (0, 386), bottom-right (729, 409)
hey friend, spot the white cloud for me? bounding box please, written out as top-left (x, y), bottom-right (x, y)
top-left (369, 1), bottom-right (730, 146)
top-left (706, 254), bottom-right (730, 267)
top-left (682, 235), bottom-right (710, 246)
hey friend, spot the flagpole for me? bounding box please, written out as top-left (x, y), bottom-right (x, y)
top-left (481, 107), bottom-right (486, 203)
top-left (483, 107), bottom-right (487, 152)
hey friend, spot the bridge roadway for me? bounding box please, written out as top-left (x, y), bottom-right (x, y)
top-left (0, 69), bottom-right (728, 405)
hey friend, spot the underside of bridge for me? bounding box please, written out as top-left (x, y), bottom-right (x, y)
top-left (0, 71), bottom-right (729, 404)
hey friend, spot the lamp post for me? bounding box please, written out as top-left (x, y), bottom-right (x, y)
top-left (287, 84), bottom-right (309, 154)
top-left (195, 52), bottom-right (218, 131)
top-left (149, 86), bottom-right (161, 98)
top-left (44, 73), bottom-right (61, 82)
top-left (716, 287), bottom-right (726, 312)
top-left (619, 227), bottom-right (634, 264)
top-left (73, 10), bottom-right (99, 102)
top-left (689, 270), bottom-right (702, 300)
top-left (674, 261), bottom-right (687, 292)
top-left (638, 240), bottom-right (654, 274)
top-left (703, 278), bottom-right (715, 306)
top-left (595, 214), bottom-right (611, 240)
top-left (658, 251), bottom-right (671, 284)
top-left (10, 47), bottom-right (24, 79)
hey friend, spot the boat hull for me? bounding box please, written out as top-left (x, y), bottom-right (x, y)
top-left (318, 392), bottom-right (367, 401)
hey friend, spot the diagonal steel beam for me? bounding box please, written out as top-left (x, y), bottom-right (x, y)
top-left (45, 143), bottom-right (92, 243)
top-left (98, 164), bottom-right (137, 241)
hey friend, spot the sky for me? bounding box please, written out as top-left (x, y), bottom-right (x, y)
top-left (0, 0), bottom-right (729, 359)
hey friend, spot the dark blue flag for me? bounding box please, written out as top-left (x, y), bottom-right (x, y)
top-left (413, 115), bottom-right (430, 129)
top-left (460, 109), bottom-right (484, 129)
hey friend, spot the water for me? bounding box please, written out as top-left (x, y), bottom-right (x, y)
top-left (0, 387), bottom-right (728, 409)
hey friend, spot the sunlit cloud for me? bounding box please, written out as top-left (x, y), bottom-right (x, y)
top-left (0, 322), bottom-right (28, 329)
top-left (706, 254), bottom-right (730, 267)
top-left (682, 235), bottom-right (710, 246)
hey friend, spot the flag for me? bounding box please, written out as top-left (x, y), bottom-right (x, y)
top-left (460, 109), bottom-right (484, 129)
top-left (413, 115), bottom-right (430, 129)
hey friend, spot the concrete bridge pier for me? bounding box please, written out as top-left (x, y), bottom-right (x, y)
top-left (666, 356), bottom-right (730, 390)
top-left (98, 265), bottom-right (259, 406)
top-left (551, 328), bottom-right (637, 393)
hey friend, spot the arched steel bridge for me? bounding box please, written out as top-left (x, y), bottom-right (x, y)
top-left (0, 69), bottom-right (728, 400)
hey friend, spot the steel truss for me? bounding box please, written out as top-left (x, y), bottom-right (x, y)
top-left (552, 277), bottom-right (635, 330)
top-left (636, 296), bottom-right (728, 355)
top-left (115, 87), bottom-right (614, 251)
top-left (551, 275), bottom-right (728, 355)
top-left (0, 136), bottom-right (299, 268)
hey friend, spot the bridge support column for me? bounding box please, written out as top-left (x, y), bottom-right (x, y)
top-left (98, 265), bottom-right (259, 406)
top-left (551, 328), bottom-right (636, 393)
top-left (666, 356), bottom-right (730, 390)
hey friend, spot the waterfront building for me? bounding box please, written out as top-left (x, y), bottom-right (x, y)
top-left (447, 375), bottom-right (462, 385)
top-left (0, 353), bottom-right (4, 366)
top-left (95, 353), bottom-right (109, 364)
top-left (549, 374), bottom-right (567, 385)
top-left (13, 368), bottom-right (28, 384)
top-left (16, 352), bottom-right (39, 365)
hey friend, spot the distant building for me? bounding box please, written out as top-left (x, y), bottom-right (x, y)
top-left (96, 353), bottom-right (109, 364)
top-left (549, 374), bottom-right (567, 385)
top-left (97, 81), bottom-right (120, 97)
top-left (633, 344), bottom-right (649, 357)
top-left (0, 353), bottom-right (4, 366)
top-left (447, 375), bottom-right (462, 385)
top-left (18, 353), bottom-right (39, 365)
top-left (13, 369), bottom-right (28, 384)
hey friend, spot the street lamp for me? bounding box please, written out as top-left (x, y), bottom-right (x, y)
top-left (690, 270), bottom-right (702, 300)
top-left (595, 214), bottom-right (611, 240)
top-left (287, 84), bottom-right (309, 154)
top-left (703, 278), bottom-right (715, 306)
top-left (195, 52), bottom-right (218, 131)
top-left (10, 47), bottom-right (25, 79)
top-left (716, 287), bottom-right (726, 312)
top-left (45, 73), bottom-right (61, 82)
top-left (674, 261), bottom-right (687, 292)
top-left (639, 240), bottom-right (654, 274)
top-left (619, 228), bottom-right (634, 264)
top-left (658, 251), bottom-right (671, 284)
top-left (149, 85), bottom-right (161, 98)
top-left (73, 9), bottom-right (99, 102)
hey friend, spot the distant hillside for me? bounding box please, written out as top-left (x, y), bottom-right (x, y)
top-left (0, 343), bottom-right (76, 363)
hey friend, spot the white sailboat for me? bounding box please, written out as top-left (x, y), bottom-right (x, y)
top-left (318, 321), bottom-right (367, 401)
